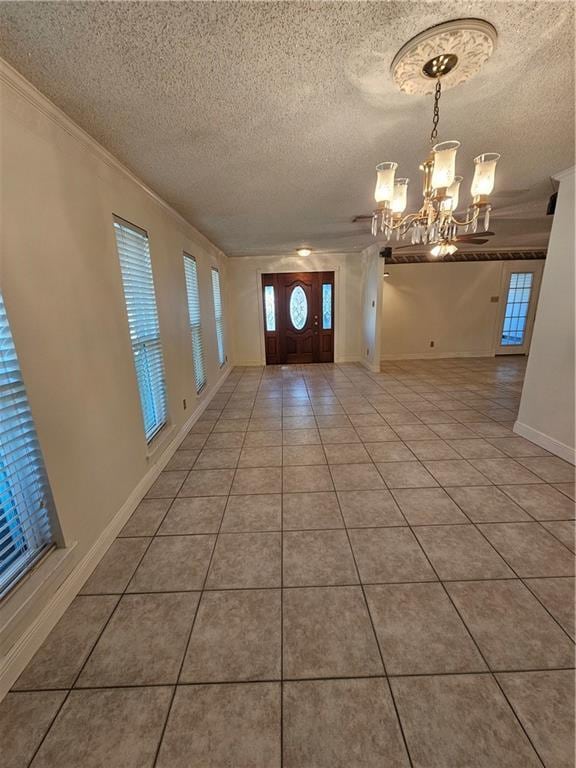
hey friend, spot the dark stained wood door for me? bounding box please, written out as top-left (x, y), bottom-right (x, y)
top-left (262, 272), bottom-right (334, 364)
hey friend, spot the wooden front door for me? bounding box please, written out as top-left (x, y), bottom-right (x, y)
top-left (262, 272), bottom-right (334, 364)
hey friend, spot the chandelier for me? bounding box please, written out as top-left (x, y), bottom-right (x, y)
top-left (371, 20), bottom-right (500, 258)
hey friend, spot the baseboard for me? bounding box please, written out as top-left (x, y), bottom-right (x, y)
top-left (335, 355), bottom-right (362, 364)
top-left (513, 421), bottom-right (576, 465)
top-left (380, 350), bottom-right (494, 361)
top-left (230, 359), bottom-right (264, 367)
top-left (360, 359), bottom-right (380, 373)
top-left (0, 366), bottom-right (231, 701)
top-left (232, 356), bottom-right (364, 367)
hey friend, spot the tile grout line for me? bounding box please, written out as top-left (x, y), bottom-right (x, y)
top-left (13, 360), bottom-right (574, 767)
top-left (309, 373), bottom-right (417, 768)
top-left (404, 510), bottom-right (549, 768)
top-left (23, 476), bottom-right (188, 768)
top-left (149, 381), bottom-right (238, 767)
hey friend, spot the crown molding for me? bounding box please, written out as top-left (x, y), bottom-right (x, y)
top-left (384, 249), bottom-right (547, 264)
top-left (0, 57), bottom-right (226, 260)
top-left (553, 166), bottom-right (576, 183)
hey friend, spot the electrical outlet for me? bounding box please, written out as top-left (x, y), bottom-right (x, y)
top-left (183, 398), bottom-right (187, 410)
top-left (490, 296), bottom-right (499, 303)
top-left (430, 340), bottom-right (435, 348)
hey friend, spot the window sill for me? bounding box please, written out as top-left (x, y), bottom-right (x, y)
top-left (0, 543), bottom-right (77, 654)
top-left (146, 423), bottom-right (177, 461)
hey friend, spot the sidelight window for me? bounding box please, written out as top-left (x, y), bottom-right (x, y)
top-left (322, 283), bottom-right (332, 330)
top-left (264, 285), bottom-right (276, 332)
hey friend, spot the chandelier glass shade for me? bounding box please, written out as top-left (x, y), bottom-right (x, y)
top-left (371, 55), bottom-right (500, 254)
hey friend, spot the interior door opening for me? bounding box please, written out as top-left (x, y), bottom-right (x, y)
top-left (262, 272), bottom-right (334, 364)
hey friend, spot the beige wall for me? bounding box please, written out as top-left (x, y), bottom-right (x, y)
top-left (516, 167), bottom-right (575, 463)
top-left (360, 246), bottom-right (384, 372)
top-left (381, 259), bottom-right (545, 360)
top-left (228, 253), bottom-right (363, 365)
top-left (0, 62), bottom-right (229, 688)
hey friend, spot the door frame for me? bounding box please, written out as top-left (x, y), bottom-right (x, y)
top-left (493, 262), bottom-right (544, 355)
top-left (255, 266), bottom-right (342, 365)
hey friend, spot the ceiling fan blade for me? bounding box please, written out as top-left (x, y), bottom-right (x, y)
top-left (391, 237), bottom-right (491, 251)
top-left (352, 214), bottom-right (373, 222)
top-left (454, 231), bottom-right (495, 241)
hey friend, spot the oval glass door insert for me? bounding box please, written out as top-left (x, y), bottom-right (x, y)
top-left (289, 285), bottom-right (308, 330)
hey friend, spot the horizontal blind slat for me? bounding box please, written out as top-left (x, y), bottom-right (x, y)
top-left (0, 293), bottom-right (55, 596)
top-left (211, 268), bottom-right (225, 367)
top-left (113, 217), bottom-right (167, 442)
top-left (183, 255), bottom-right (207, 393)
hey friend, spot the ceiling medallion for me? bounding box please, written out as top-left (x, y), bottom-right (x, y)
top-left (371, 19), bottom-right (500, 259)
top-left (391, 18), bottom-right (497, 96)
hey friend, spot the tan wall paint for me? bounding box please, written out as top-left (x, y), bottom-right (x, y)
top-left (516, 168), bottom-right (575, 462)
top-left (228, 253), bottom-right (363, 365)
top-left (0, 64), bottom-right (230, 673)
top-left (360, 246), bottom-right (384, 372)
top-left (380, 260), bottom-right (545, 360)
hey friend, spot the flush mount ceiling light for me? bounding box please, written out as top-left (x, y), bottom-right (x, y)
top-left (371, 19), bottom-right (499, 258)
top-left (297, 247), bottom-right (312, 257)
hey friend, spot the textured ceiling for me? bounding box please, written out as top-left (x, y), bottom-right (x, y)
top-left (0, 1), bottom-right (574, 257)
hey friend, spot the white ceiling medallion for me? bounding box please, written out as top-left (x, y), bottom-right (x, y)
top-left (391, 18), bottom-right (498, 96)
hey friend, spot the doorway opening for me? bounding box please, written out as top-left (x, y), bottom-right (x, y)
top-left (261, 272), bottom-right (334, 364)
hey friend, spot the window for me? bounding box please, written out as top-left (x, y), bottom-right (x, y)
top-left (501, 272), bottom-right (534, 346)
top-left (289, 285), bottom-right (308, 330)
top-left (183, 254), bottom-right (207, 393)
top-left (322, 283), bottom-right (332, 330)
top-left (0, 293), bottom-right (56, 596)
top-left (113, 217), bottom-right (167, 442)
top-left (211, 268), bottom-right (225, 366)
top-left (264, 285), bottom-right (276, 332)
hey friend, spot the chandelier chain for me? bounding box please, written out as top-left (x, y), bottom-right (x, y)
top-left (430, 77), bottom-right (441, 144)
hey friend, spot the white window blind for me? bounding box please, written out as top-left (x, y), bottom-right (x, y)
top-left (211, 267), bottom-right (225, 367)
top-left (0, 292), bottom-right (55, 596)
top-left (113, 217), bottom-right (167, 443)
top-left (183, 254), bottom-right (207, 393)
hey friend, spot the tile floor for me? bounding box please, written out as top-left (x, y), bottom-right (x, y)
top-left (2, 357), bottom-right (575, 767)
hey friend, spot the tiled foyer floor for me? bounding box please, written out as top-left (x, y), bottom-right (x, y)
top-left (2, 358), bottom-right (575, 767)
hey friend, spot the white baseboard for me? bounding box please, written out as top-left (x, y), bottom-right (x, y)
top-left (232, 355), bottom-right (364, 367)
top-left (335, 354), bottom-right (361, 364)
top-left (231, 359), bottom-right (264, 367)
top-left (380, 350), bottom-right (494, 361)
top-left (0, 367), bottom-right (231, 701)
top-left (360, 359), bottom-right (380, 373)
top-left (513, 421), bottom-right (576, 465)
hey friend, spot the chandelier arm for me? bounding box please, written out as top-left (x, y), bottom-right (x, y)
top-left (450, 209), bottom-right (481, 227)
top-left (379, 212), bottom-right (424, 232)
